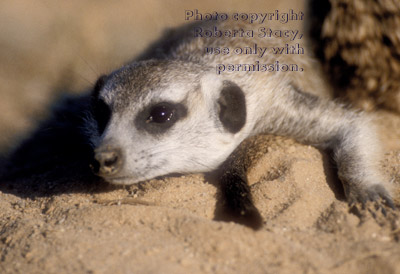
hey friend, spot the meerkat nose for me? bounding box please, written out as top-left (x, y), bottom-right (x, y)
top-left (92, 146), bottom-right (123, 177)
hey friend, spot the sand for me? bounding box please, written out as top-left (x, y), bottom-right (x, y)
top-left (0, 1), bottom-right (399, 273)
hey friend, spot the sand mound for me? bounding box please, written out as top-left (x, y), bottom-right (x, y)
top-left (1, 131), bottom-right (400, 273)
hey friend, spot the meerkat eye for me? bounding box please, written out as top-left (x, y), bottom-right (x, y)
top-left (147, 104), bottom-right (175, 123)
top-left (135, 102), bottom-right (187, 134)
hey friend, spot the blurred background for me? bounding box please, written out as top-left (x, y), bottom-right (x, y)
top-left (0, 0), bottom-right (304, 153)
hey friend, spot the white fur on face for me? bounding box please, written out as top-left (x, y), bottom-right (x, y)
top-left (97, 74), bottom-right (244, 185)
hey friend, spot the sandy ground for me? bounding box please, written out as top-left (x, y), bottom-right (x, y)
top-left (0, 1), bottom-right (400, 273)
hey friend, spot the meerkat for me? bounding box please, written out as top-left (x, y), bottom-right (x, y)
top-left (82, 17), bottom-right (395, 229)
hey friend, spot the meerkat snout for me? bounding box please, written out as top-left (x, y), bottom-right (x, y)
top-left (93, 145), bottom-right (123, 178)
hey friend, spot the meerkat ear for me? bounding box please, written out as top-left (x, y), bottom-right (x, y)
top-left (92, 75), bottom-right (108, 99)
top-left (91, 75), bottom-right (111, 135)
top-left (217, 81), bottom-right (246, 133)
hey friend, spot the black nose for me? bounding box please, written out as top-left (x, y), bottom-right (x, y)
top-left (92, 146), bottom-right (122, 177)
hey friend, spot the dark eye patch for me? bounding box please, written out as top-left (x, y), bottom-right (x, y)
top-left (135, 102), bottom-right (187, 135)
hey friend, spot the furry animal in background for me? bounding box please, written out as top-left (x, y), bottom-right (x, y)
top-left (309, 0), bottom-right (400, 112)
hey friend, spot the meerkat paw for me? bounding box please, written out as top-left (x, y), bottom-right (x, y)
top-left (347, 183), bottom-right (395, 219)
top-left (216, 201), bottom-right (263, 230)
top-left (215, 172), bottom-right (263, 230)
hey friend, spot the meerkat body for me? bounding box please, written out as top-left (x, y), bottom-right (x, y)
top-left (85, 18), bottom-right (394, 228)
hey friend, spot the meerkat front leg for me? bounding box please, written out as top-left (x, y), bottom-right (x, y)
top-left (215, 140), bottom-right (264, 230)
top-left (256, 84), bottom-right (395, 210)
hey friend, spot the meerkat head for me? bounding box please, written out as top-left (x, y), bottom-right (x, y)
top-left (89, 60), bottom-right (247, 185)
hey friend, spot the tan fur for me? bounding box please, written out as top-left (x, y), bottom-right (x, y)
top-left (309, 0), bottom-right (400, 112)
